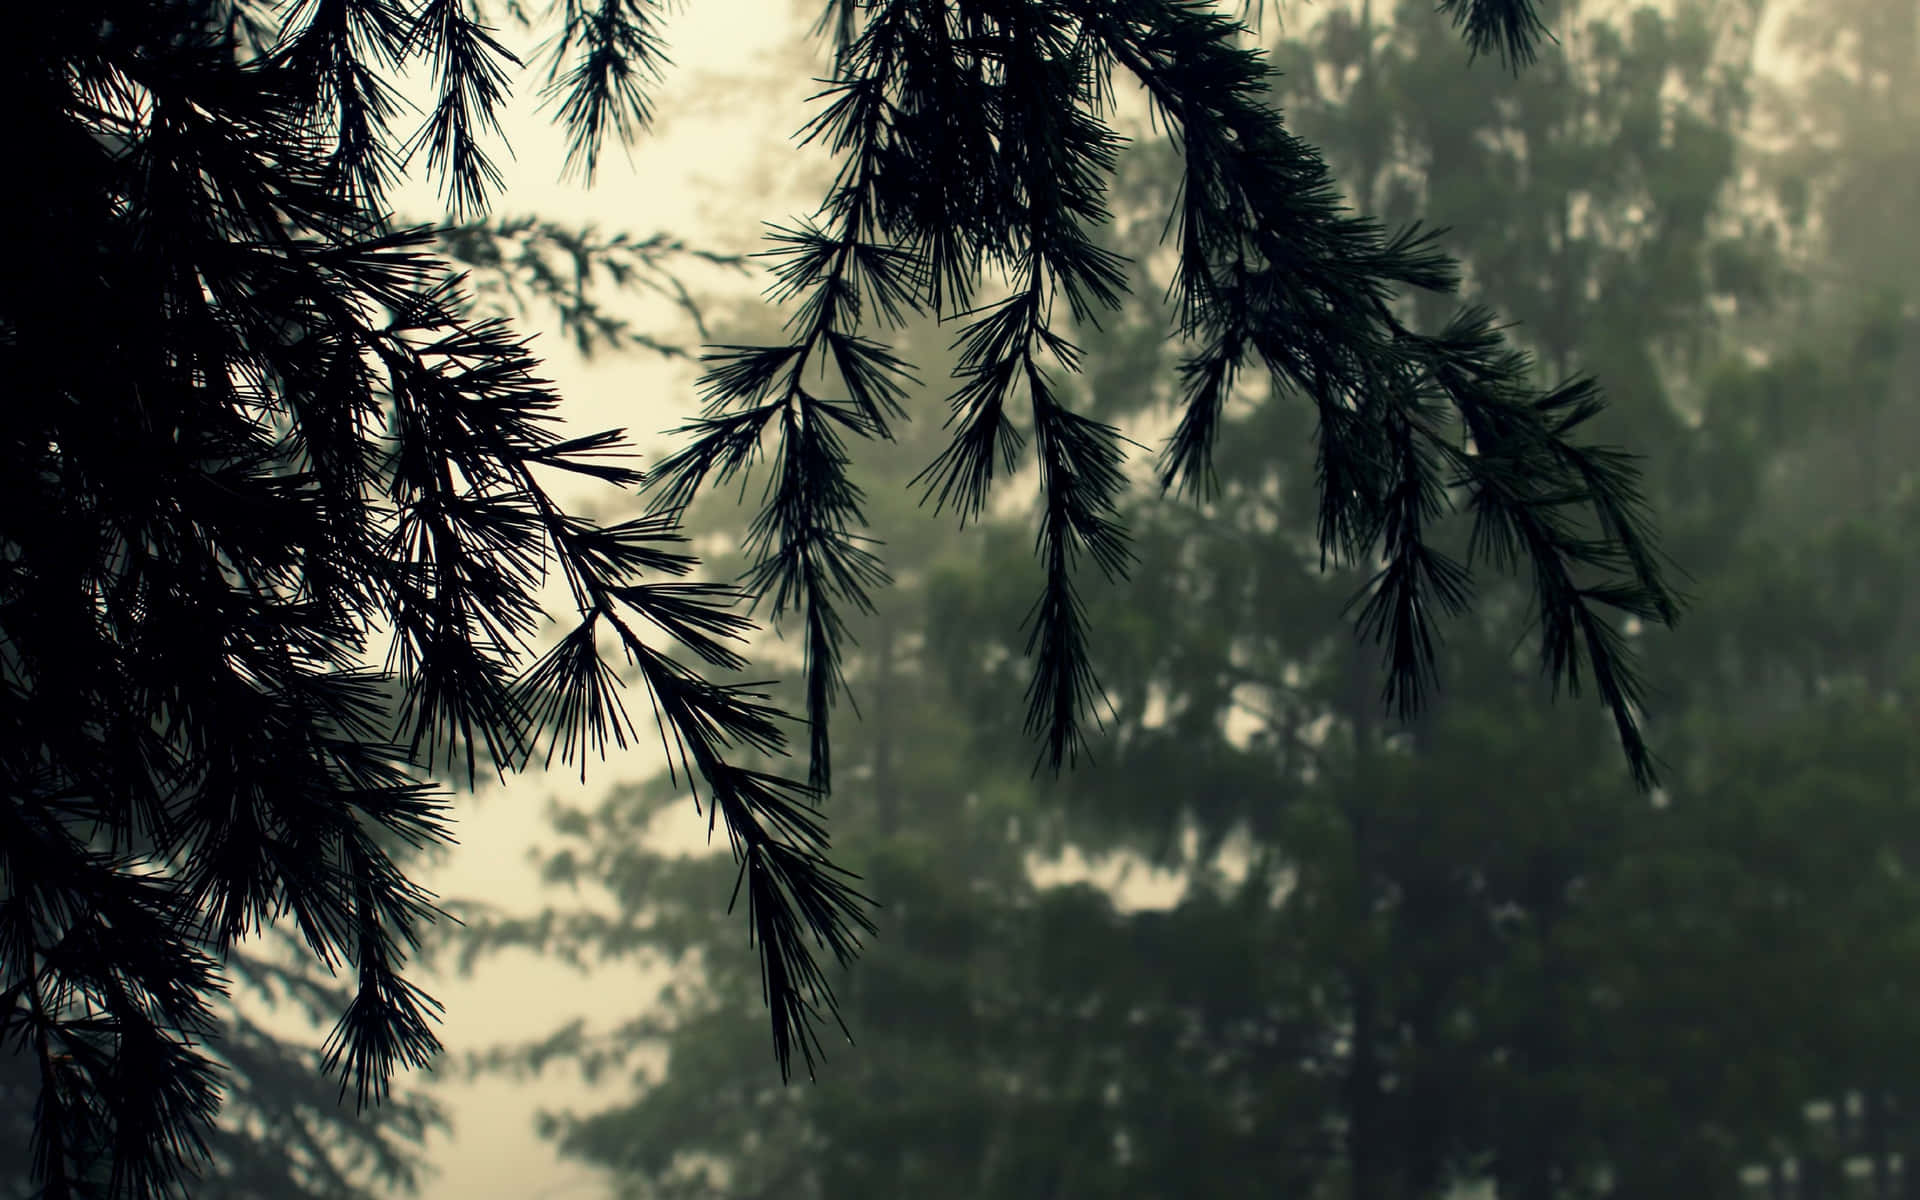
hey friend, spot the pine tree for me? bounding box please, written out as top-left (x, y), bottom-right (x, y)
top-left (1, 0), bottom-right (1677, 1194)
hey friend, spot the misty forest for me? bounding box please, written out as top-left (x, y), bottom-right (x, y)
top-left (3, 0), bottom-right (1918, 1197)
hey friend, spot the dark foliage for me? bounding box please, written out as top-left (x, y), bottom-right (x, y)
top-left (1, 0), bottom-right (852, 1194)
top-left (658, 0), bottom-right (1671, 794)
top-left (0, 0), bottom-right (1668, 1193)
top-left (1, 934), bottom-right (449, 1200)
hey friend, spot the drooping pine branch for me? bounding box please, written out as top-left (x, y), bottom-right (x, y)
top-left (271, 0), bottom-right (519, 218)
top-left (657, 1), bottom-right (1145, 793)
top-left (1437, 0), bottom-right (1555, 70)
top-left (275, 0), bottom-right (413, 206)
top-left (405, 0), bottom-right (519, 220)
top-left (1058, 0), bottom-right (1677, 782)
top-left (920, 5), bottom-right (1137, 772)
top-left (439, 216), bottom-right (750, 360)
top-left (535, 0), bottom-right (674, 182)
top-left (645, 2), bottom-right (929, 797)
top-left (660, 0), bottom-right (1661, 800)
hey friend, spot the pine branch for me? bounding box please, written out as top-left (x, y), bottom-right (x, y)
top-left (660, 0), bottom-right (1654, 804)
top-left (1062, 0), bottom-right (1678, 782)
top-left (642, 3), bottom-right (931, 797)
top-left (274, 0), bottom-right (412, 207)
top-left (537, 0), bottom-right (673, 183)
top-left (439, 216), bottom-right (750, 360)
top-left (404, 0), bottom-right (518, 220)
top-left (1436, 0), bottom-right (1555, 70)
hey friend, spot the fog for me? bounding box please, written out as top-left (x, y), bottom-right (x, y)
top-left (398, 1), bottom-right (1920, 1195)
top-left (31, 0), bottom-right (1917, 1196)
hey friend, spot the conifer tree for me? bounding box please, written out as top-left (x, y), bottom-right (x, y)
top-left (0, 0), bottom-right (1677, 1194)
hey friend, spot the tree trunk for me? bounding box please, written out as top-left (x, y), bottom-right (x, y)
top-left (1342, 646), bottom-right (1391, 1200)
top-left (1868, 1090), bottom-right (1890, 1197)
top-left (871, 612), bottom-right (899, 838)
top-left (1347, 967), bottom-right (1389, 1200)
